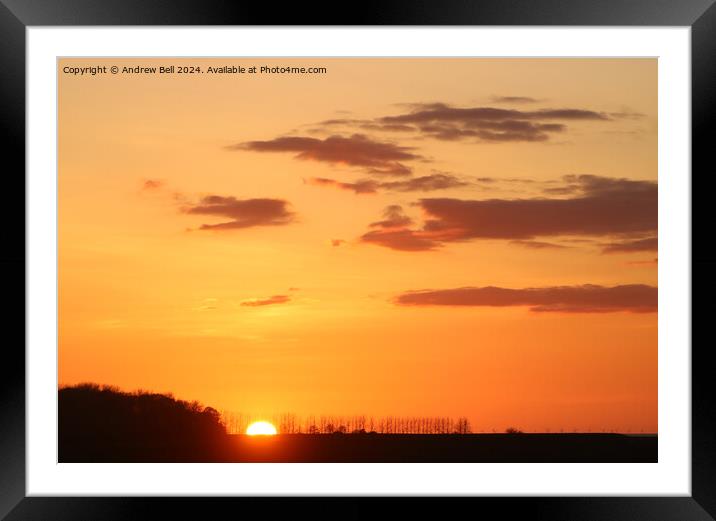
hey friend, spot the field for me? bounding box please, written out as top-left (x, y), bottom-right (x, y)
top-left (228, 433), bottom-right (657, 463)
top-left (59, 433), bottom-right (657, 463)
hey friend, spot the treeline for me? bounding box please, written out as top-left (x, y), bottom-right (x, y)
top-left (59, 383), bottom-right (229, 462)
top-left (222, 412), bottom-right (472, 435)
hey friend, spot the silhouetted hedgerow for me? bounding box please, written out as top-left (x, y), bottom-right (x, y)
top-left (222, 411), bottom-right (472, 435)
top-left (59, 383), bottom-right (229, 462)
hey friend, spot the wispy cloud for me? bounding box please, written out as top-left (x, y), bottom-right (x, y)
top-left (375, 103), bottom-right (610, 142)
top-left (306, 177), bottom-right (379, 194)
top-left (359, 175), bottom-right (656, 252)
top-left (510, 240), bottom-right (568, 250)
top-left (395, 284), bottom-right (657, 313)
top-left (490, 96), bottom-right (541, 104)
top-left (306, 173), bottom-right (469, 195)
top-left (232, 134), bottom-right (421, 176)
top-left (369, 205), bottom-right (414, 229)
top-left (142, 179), bottom-right (164, 191)
top-left (184, 196), bottom-right (296, 231)
top-left (602, 237), bottom-right (658, 254)
top-left (240, 295), bottom-right (291, 307)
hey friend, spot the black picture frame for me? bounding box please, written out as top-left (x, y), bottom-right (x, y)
top-left (2, 1), bottom-right (714, 519)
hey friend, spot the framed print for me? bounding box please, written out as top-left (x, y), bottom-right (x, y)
top-left (2, 0), bottom-right (715, 519)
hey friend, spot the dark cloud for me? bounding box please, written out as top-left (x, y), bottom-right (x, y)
top-left (370, 205), bottom-right (414, 229)
top-left (360, 175), bottom-right (656, 251)
top-left (562, 174), bottom-right (655, 196)
top-left (381, 173), bottom-right (470, 192)
top-left (491, 96), bottom-right (540, 104)
top-left (240, 295), bottom-right (291, 307)
top-left (369, 123), bottom-right (416, 132)
top-left (318, 118), bottom-right (361, 126)
top-left (306, 173), bottom-right (469, 195)
top-left (361, 229), bottom-right (439, 252)
top-left (608, 110), bottom-right (646, 120)
top-left (602, 237), bottom-right (658, 254)
top-left (377, 103), bottom-right (610, 143)
top-left (395, 284), bottom-right (657, 313)
top-left (543, 184), bottom-right (581, 195)
top-left (418, 175), bottom-right (656, 240)
top-left (184, 196), bottom-right (295, 230)
top-left (314, 118), bottom-right (417, 134)
top-left (330, 239), bottom-right (346, 247)
top-left (306, 177), bottom-right (379, 194)
top-left (233, 134), bottom-right (420, 176)
top-left (382, 104), bottom-right (610, 123)
top-left (309, 101), bottom-right (616, 143)
top-left (361, 206), bottom-right (439, 251)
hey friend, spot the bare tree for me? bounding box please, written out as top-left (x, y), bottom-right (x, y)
top-left (221, 410), bottom-right (483, 435)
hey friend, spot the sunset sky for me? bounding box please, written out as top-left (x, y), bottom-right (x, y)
top-left (58, 58), bottom-right (657, 433)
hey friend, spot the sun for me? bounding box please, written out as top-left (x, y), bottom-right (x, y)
top-left (246, 421), bottom-right (278, 436)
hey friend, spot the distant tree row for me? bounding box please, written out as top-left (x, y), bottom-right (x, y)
top-left (222, 411), bottom-right (472, 435)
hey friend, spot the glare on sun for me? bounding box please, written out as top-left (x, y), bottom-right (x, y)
top-left (246, 421), bottom-right (278, 436)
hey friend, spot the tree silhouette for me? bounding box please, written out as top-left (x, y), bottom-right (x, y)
top-left (59, 383), bottom-right (228, 462)
top-left (219, 411), bottom-right (477, 435)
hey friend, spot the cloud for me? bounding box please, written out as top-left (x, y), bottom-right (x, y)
top-left (377, 103), bottom-right (610, 142)
top-left (627, 258), bottom-right (658, 266)
top-left (381, 173), bottom-right (470, 192)
top-left (395, 284), bottom-right (657, 313)
top-left (330, 239), bottom-right (346, 247)
top-left (315, 118), bottom-right (417, 134)
top-left (306, 173), bottom-right (469, 195)
top-left (369, 205), bottom-right (414, 229)
top-left (233, 134), bottom-right (420, 176)
top-left (361, 206), bottom-right (438, 251)
top-left (418, 176), bottom-right (655, 240)
top-left (309, 101), bottom-right (614, 142)
top-left (543, 185), bottom-right (581, 195)
top-left (491, 96), bottom-right (540, 104)
top-left (184, 196), bottom-right (295, 230)
top-left (359, 175), bottom-right (656, 252)
top-left (602, 237), bottom-right (658, 254)
top-left (510, 240), bottom-right (568, 250)
top-left (361, 206), bottom-right (442, 251)
top-left (361, 229), bottom-right (439, 252)
top-left (306, 177), bottom-right (379, 194)
top-left (608, 110), bottom-right (646, 120)
top-left (142, 179), bottom-right (164, 190)
top-left (240, 295), bottom-right (291, 307)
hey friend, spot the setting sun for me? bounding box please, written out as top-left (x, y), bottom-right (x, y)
top-left (246, 421), bottom-right (278, 436)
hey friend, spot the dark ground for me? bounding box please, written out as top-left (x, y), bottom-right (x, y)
top-left (60, 433), bottom-right (657, 463)
top-left (227, 433), bottom-right (657, 463)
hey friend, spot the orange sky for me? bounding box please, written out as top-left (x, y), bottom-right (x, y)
top-left (58, 58), bottom-right (657, 433)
